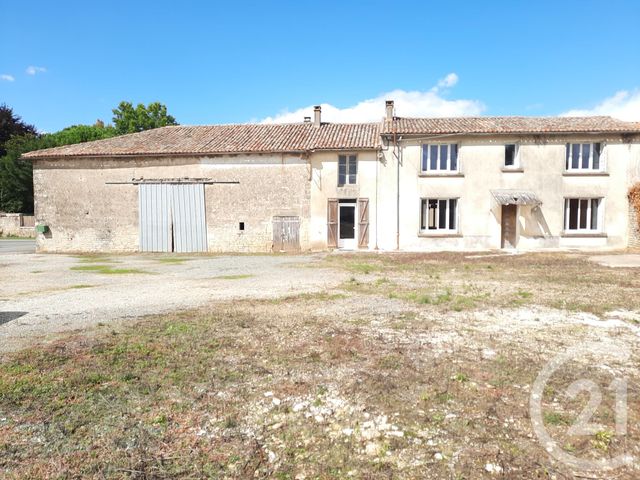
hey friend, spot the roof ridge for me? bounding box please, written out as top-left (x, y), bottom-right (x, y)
top-left (171, 121), bottom-right (380, 127)
top-left (390, 115), bottom-right (619, 121)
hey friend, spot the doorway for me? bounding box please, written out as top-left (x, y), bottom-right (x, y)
top-left (338, 201), bottom-right (357, 250)
top-left (139, 183), bottom-right (208, 253)
top-left (501, 204), bottom-right (518, 249)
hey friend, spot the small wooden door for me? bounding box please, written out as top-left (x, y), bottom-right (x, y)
top-left (327, 199), bottom-right (338, 248)
top-left (273, 216), bottom-right (300, 252)
top-left (357, 198), bottom-right (369, 248)
top-left (501, 204), bottom-right (518, 249)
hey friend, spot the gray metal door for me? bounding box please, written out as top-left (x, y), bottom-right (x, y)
top-left (171, 184), bottom-right (207, 253)
top-left (139, 183), bottom-right (172, 252)
top-left (139, 183), bottom-right (207, 253)
top-left (272, 216), bottom-right (300, 252)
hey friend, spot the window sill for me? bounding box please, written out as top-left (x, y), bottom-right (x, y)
top-left (501, 167), bottom-right (524, 173)
top-left (562, 171), bottom-right (609, 177)
top-left (560, 232), bottom-right (608, 238)
top-left (418, 232), bottom-right (463, 238)
top-left (418, 173), bottom-right (464, 178)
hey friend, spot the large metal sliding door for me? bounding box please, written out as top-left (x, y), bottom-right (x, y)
top-left (139, 183), bottom-right (208, 253)
top-left (171, 184), bottom-right (207, 253)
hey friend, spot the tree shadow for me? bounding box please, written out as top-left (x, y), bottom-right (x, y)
top-left (0, 311), bottom-right (28, 326)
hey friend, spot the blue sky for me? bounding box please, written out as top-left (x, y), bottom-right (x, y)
top-left (1, 0), bottom-right (639, 132)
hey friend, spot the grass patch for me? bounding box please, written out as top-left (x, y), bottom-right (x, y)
top-left (544, 411), bottom-right (572, 426)
top-left (74, 256), bottom-right (119, 264)
top-left (70, 265), bottom-right (148, 275)
top-left (345, 262), bottom-right (380, 274)
top-left (211, 274), bottom-right (254, 280)
top-left (0, 235), bottom-right (32, 240)
top-left (155, 257), bottom-right (192, 264)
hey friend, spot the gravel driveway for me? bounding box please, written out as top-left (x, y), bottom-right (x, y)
top-left (0, 253), bottom-right (345, 355)
top-left (0, 239), bottom-right (35, 254)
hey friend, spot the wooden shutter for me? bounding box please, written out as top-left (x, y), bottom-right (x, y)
top-left (327, 199), bottom-right (338, 248)
top-left (358, 198), bottom-right (369, 248)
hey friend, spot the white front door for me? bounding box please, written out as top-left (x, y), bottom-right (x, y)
top-left (338, 202), bottom-right (357, 249)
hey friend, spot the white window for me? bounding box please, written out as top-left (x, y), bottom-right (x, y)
top-left (338, 155), bottom-right (357, 186)
top-left (420, 198), bottom-right (458, 231)
top-left (565, 143), bottom-right (603, 171)
top-left (564, 198), bottom-right (602, 232)
top-left (504, 144), bottom-right (519, 168)
top-left (421, 144), bottom-right (459, 172)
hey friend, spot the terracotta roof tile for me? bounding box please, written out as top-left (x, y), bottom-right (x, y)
top-left (23, 123), bottom-right (381, 159)
top-left (22, 116), bottom-right (640, 160)
top-left (382, 116), bottom-right (640, 135)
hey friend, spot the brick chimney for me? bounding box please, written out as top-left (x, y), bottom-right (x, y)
top-left (385, 100), bottom-right (394, 121)
top-left (313, 105), bottom-right (321, 128)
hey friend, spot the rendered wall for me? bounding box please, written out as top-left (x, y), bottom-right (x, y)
top-left (376, 135), bottom-right (640, 251)
top-left (33, 155), bottom-right (310, 253)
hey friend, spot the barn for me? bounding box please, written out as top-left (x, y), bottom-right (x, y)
top-left (23, 109), bottom-right (379, 253)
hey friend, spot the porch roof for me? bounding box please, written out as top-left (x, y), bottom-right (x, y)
top-left (491, 189), bottom-right (542, 206)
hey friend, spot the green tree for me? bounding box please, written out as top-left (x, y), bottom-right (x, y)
top-left (112, 101), bottom-right (178, 134)
top-left (0, 135), bottom-right (40, 213)
top-left (0, 104), bottom-right (37, 157)
top-left (0, 123), bottom-right (118, 213)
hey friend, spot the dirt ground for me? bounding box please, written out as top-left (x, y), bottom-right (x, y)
top-left (0, 252), bottom-right (346, 354)
top-left (1, 251), bottom-right (640, 479)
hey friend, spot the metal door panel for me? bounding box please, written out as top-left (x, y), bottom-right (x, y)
top-left (171, 184), bottom-right (207, 253)
top-left (139, 183), bottom-right (207, 253)
top-left (139, 183), bottom-right (171, 252)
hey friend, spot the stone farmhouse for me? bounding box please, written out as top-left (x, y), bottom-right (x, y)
top-left (23, 102), bottom-right (640, 253)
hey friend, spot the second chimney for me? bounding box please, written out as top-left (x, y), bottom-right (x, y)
top-left (313, 105), bottom-right (321, 127)
top-left (385, 100), bottom-right (394, 121)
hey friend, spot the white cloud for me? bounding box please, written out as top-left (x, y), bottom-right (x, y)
top-left (1, 74), bottom-right (15, 82)
top-left (26, 65), bottom-right (46, 75)
top-left (436, 73), bottom-right (458, 89)
top-left (260, 73), bottom-right (484, 123)
top-left (561, 90), bottom-right (640, 121)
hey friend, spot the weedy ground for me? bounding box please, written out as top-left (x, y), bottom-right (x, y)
top-left (1, 252), bottom-right (639, 479)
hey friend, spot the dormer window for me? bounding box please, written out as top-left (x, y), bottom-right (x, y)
top-left (565, 143), bottom-right (603, 171)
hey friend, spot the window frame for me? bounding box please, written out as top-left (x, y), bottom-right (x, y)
top-left (504, 143), bottom-right (520, 169)
top-left (420, 198), bottom-right (459, 233)
top-left (563, 197), bottom-right (604, 233)
top-left (421, 144), bottom-right (460, 173)
top-left (565, 143), bottom-right (604, 172)
top-left (338, 154), bottom-right (357, 186)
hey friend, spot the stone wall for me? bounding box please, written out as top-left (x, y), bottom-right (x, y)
top-left (0, 213), bottom-right (36, 238)
top-left (33, 155), bottom-right (311, 253)
top-left (630, 202), bottom-right (640, 248)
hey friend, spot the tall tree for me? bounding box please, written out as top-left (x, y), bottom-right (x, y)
top-left (112, 101), bottom-right (178, 134)
top-left (0, 104), bottom-right (37, 157)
